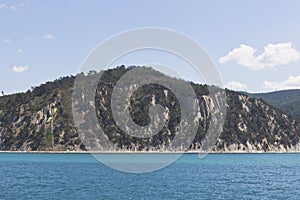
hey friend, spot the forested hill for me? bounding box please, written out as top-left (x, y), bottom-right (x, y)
top-left (0, 66), bottom-right (300, 152)
top-left (246, 90), bottom-right (300, 119)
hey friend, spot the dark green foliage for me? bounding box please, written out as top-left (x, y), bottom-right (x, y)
top-left (245, 89), bottom-right (300, 119)
top-left (0, 66), bottom-right (300, 151)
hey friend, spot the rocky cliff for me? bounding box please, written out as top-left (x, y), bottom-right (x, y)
top-left (0, 66), bottom-right (299, 152)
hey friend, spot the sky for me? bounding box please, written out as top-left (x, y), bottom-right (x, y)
top-left (1, 0), bottom-right (300, 94)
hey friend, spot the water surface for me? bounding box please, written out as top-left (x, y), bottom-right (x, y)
top-left (0, 153), bottom-right (299, 199)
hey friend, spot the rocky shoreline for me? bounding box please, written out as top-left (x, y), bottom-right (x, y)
top-left (2, 150), bottom-right (300, 154)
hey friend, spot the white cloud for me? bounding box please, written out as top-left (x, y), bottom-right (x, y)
top-left (0, 38), bottom-right (11, 44)
top-left (27, 34), bottom-right (56, 41)
top-left (263, 76), bottom-right (300, 91)
top-left (44, 34), bottom-right (55, 40)
top-left (12, 65), bottom-right (29, 73)
top-left (218, 42), bottom-right (300, 70)
top-left (225, 81), bottom-right (247, 91)
top-left (17, 49), bottom-right (23, 53)
top-left (0, 3), bottom-right (16, 11)
top-left (0, 1), bottom-right (30, 11)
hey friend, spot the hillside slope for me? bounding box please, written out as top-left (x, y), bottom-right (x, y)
top-left (247, 90), bottom-right (300, 119)
top-left (0, 66), bottom-right (299, 152)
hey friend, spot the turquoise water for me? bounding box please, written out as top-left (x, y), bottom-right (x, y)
top-left (1, 153), bottom-right (300, 199)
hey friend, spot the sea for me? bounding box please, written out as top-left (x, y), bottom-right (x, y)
top-left (0, 153), bottom-right (300, 199)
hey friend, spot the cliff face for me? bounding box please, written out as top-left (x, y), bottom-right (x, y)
top-left (0, 76), bottom-right (80, 151)
top-left (0, 66), bottom-right (299, 152)
top-left (218, 91), bottom-right (300, 152)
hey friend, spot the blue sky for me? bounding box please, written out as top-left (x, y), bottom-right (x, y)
top-left (1, 0), bottom-right (300, 94)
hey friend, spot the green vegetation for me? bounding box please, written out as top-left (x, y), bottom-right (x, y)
top-left (245, 89), bottom-right (300, 119)
top-left (0, 66), bottom-right (299, 151)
